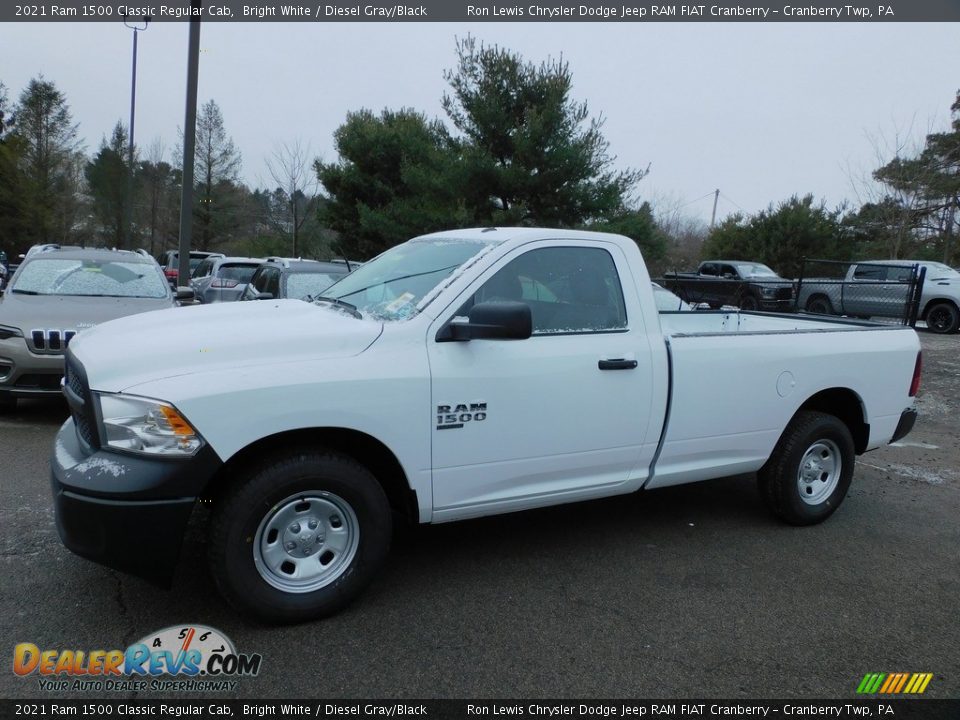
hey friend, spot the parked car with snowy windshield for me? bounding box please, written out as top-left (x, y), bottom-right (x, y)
top-left (0, 246), bottom-right (189, 411)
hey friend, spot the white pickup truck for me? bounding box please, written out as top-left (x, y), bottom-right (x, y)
top-left (52, 228), bottom-right (922, 623)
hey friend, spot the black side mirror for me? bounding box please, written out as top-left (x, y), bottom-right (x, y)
top-left (437, 301), bottom-right (533, 342)
top-left (255, 292), bottom-right (274, 300)
top-left (175, 287), bottom-right (195, 301)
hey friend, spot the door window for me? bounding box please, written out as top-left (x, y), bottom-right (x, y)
top-left (463, 247), bottom-right (627, 334)
top-left (263, 268), bottom-right (281, 297)
top-left (853, 265), bottom-right (887, 281)
top-left (193, 259), bottom-right (214, 278)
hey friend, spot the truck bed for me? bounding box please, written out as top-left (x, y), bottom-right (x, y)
top-left (648, 310), bottom-right (919, 490)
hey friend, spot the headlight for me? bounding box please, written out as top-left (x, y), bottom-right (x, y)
top-left (0, 324), bottom-right (23, 340)
top-left (760, 287), bottom-right (777, 297)
top-left (96, 393), bottom-right (204, 457)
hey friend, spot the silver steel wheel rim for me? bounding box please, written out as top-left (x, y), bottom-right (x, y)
top-left (253, 492), bottom-right (360, 594)
top-left (797, 439), bottom-right (841, 505)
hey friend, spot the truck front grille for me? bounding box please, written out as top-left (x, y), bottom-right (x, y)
top-left (64, 354), bottom-right (99, 449)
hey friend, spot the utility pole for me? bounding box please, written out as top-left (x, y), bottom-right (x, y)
top-left (710, 188), bottom-right (720, 229)
top-left (177, 2), bottom-right (202, 288)
top-left (122, 13), bottom-right (150, 250)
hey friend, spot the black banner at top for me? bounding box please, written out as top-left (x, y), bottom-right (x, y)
top-left (4, 0), bottom-right (960, 22)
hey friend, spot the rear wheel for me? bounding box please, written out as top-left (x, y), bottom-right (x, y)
top-left (925, 302), bottom-right (960, 334)
top-left (758, 411), bottom-right (855, 526)
top-left (805, 295), bottom-right (834, 315)
top-left (208, 448), bottom-right (392, 623)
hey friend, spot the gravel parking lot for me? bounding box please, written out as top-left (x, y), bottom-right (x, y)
top-left (1, 330), bottom-right (957, 700)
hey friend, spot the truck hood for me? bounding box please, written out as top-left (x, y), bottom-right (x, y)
top-left (68, 299), bottom-right (383, 393)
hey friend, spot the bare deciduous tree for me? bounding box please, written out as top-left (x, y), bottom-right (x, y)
top-left (265, 139), bottom-right (319, 257)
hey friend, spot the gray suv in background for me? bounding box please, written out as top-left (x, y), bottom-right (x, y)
top-left (0, 246), bottom-right (187, 410)
top-left (241, 259), bottom-right (351, 301)
top-left (156, 249), bottom-right (224, 286)
top-left (190, 256), bottom-right (265, 303)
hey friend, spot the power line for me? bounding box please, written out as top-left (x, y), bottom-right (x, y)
top-left (719, 192), bottom-right (748, 214)
top-left (678, 190), bottom-right (718, 209)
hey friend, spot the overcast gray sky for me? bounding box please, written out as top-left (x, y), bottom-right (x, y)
top-left (3, 21), bottom-right (959, 224)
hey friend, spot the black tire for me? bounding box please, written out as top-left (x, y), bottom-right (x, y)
top-left (208, 448), bottom-right (392, 624)
top-left (757, 411), bottom-right (855, 526)
top-left (739, 295), bottom-right (759, 312)
top-left (805, 295), bottom-right (834, 315)
top-left (925, 301), bottom-right (960, 334)
top-left (0, 395), bottom-right (16, 413)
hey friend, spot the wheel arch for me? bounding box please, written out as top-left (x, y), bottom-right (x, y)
top-left (920, 297), bottom-right (959, 319)
top-left (203, 427), bottom-right (419, 523)
top-left (804, 292), bottom-right (833, 310)
top-left (796, 388), bottom-right (869, 454)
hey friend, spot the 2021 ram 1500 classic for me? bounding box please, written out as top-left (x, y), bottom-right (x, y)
top-left (52, 228), bottom-right (922, 623)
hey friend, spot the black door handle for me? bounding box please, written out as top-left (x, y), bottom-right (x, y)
top-left (598, 358), bottom-right (638, 370)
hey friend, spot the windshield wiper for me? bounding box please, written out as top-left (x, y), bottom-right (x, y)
top-left (333, 264), bottom-right (462, 301)
top-left (311, 296), bottom-right (362, 319)
top-left (10, 289), bottom-right (40, 295)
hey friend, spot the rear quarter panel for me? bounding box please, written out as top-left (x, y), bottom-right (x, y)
top-left (647, 326), bottom-right (919, 488)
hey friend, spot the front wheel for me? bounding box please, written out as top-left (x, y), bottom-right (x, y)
top-left (208, 448), bottom-right (392, 623)
top-left (925, 302), bottom-right (960, 334)
top-left (757, 411), bottom-right (855, 526)
top-left (738, 295), bottom-right (759, 311)
top-left (0, 394), bottom-right (16, 413)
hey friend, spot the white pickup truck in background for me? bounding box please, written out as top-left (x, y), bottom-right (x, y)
top-left (52, 228), bottom-right (922, 623)
top-left (797, 259), bottom-right (960, 333)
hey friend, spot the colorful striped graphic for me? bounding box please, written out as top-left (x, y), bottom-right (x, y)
top-left (857, 673), bottom-right (933, 694)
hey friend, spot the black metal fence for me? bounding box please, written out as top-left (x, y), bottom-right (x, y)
top-left (795, 259), bottom-right (926, 326)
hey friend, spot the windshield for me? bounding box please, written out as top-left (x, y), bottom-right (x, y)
top-left (921, 262), bottom-right (960, 280)
top-left (322, 238), bottom-right (494, 320)
top-left (286, 271), bottom-right (346, 300)
top-left (12, 258), bottom-right (168, 298)
top-left (735, 263), bottom-right (778, 278)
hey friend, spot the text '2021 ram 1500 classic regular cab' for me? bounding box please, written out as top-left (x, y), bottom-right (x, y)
top-left (51, 228), bottom-right (922, 623)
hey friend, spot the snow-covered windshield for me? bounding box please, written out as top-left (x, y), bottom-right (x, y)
top-left (921, 262), bottom-right (960, 280)
top-left (321, 238), bottom-right (494, 320)
top-left (735, 263), bottom-right (778, 278)
top-left (12, 258), bottom-right (169, 298)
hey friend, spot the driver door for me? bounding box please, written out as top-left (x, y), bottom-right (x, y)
top-left (427, 241), bottom-right (658, 521)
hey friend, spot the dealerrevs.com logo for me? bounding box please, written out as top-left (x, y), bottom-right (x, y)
top-left (13, 624), bottom-right (262, 692)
